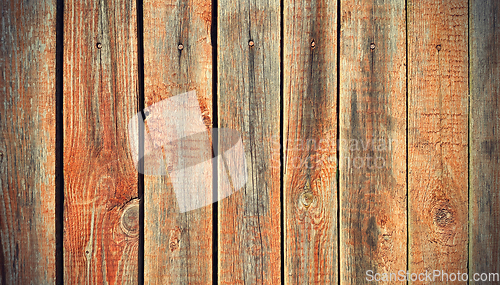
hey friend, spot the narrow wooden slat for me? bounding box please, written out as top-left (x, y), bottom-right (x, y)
top-left (143, 0), bottom-right (213, 283)
top-left (339, 0), bottom-right (407, 283)
top-left (63, 0), bottom-right (139, 283)
top-left (470, 0), bottom-right (500, 280)
top-left (283, 0), bottom-right (338, 283)
top-left (0, 0), bottom-right (57, 283)
top-left (408, 0), bottom-right (468, 278)
top-left (218, 0), bottom-right (281, 283)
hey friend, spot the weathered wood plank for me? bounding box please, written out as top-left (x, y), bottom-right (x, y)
top-left (339, 0), bottom-right (407, 283)
top-left (283, 0), bottom-right (338, 283)
top-left (143, 0), bottom-right (213, 283)
top-left (0, 0), bottom-right (57, 283)
top-left (470, 0), bottom-right (500, 280)
top-left (63, 0), bottom-right (139, 283)
top-left (218, 0), bottom-right (281, 283)
top-left (408, 0), bottom-right (468, 279)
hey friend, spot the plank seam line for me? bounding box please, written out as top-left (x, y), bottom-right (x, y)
top-left (466, 0), bottom-right (470, 283)
top-left (405, 1), bottom-right (409, 284)
top-left (136, 0), bottom-right (145, 282)
top-left (55, 0), bottom-right (65, 283)
top-left (279, 0), bottom-right (284, 281)
top-left (211, 0), bottom-right (219, 281)
top-left (336, 0), bottom-right (341, 283)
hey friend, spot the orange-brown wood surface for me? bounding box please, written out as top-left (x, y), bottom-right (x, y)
top-left (217, 0), bottom-right (281, 283)
top-left (470, 0), bottom-right (500, 281)
top-left (0, 0), bottom-right (57, 283)
top-left (3, 0), bottom-right (500, 284)
top-left (283, 0), bottom-right (338, 283)
top-left (408, 0), bottom-right (469, 281)
top-left (63, 0), bottom-right (139, 283)
top-left (340, 0), bottom-right (407, 283)
top-left (143, 0), bottom-right (213, 283)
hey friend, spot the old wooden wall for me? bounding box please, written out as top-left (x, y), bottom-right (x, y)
top-left (1, 0), bottom-right (499, 284)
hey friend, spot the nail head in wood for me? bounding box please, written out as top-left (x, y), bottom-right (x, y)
top-left (96, 42), bottom-right (102, 49)
top-left (436, 44), bottom-right (442, 51)
top-left (370, 43), bottom-right (376, 51)
top-left (311, 40), bottom-right (316, 48)
top-left (248, 40), bottom-right (254, 47)
top-left (178, 44), bottom-right (184, 50)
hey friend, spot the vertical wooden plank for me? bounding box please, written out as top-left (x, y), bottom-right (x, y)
top-left (408, 0), bottom-right (468, 278)
top-left (470, 0), bottom-right (500, 280)
top-left (218, 0), bottom-right (281, 283)
top-left (143, 0), bottom-right (213, 283)
top-left (340, 0), bottom-right (407, 283)
top-left (63, 0), bottom-right (139, 283)
top-left (0, 0), bottom-right (57, 283)
top-left (283, 0), bottom-right (338, 283)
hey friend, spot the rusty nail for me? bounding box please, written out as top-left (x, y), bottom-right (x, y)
top-left (96, 42), bottom-right (102, 49)
top-left (436, 44), bottom-right (442, 51)
top-left (178, 44), bottom-right (184, 50)
top-left (248, 40), bottom-right (254, 47)
top-left (311, 40), bottom-right (316, 48)
top-left (370, 43), bottom-right (376, 50)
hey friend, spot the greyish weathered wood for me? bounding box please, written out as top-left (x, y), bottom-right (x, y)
top-left (218, 0), bottom-right (281, 283)
top-left (283, 0), bottom-right (338, 283)
top-left (470, 0), bottom-right (500, 281)
top-left (340, 0), bottom-right (407, 283)
top-left (143, 0), bottom-right (214, 283)
top-left (0, 0), bottom-right (57, 283)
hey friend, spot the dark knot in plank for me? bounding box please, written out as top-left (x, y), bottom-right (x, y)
top-left (120, 201), bottom-right (139, 237)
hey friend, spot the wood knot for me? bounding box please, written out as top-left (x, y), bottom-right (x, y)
top-left (169, 226), bottom-right (182, 252)
top-left (120, 200), bottom-right (139, 237)
top-left (299, 191), bottom-right (315, 208)
top-left (432, 200), bottom-right (454, 227)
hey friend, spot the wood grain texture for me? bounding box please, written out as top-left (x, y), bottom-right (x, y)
top-left (218, 0), bottom-right (281, 283)
top-left (470, 0), bottom-right (500, 280)
top-left (408, 0), bottom-right (468, 279)
top-left (63, 0), bottom-right (139, 283)
top-left (340, 0), bottom-right (407, 283)
top-left (0, 0), bottom-right (57, 284)
top-left (143, 0), bottom-right (213, 283)
top-left (283, 0), bottom-right (338, 283)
